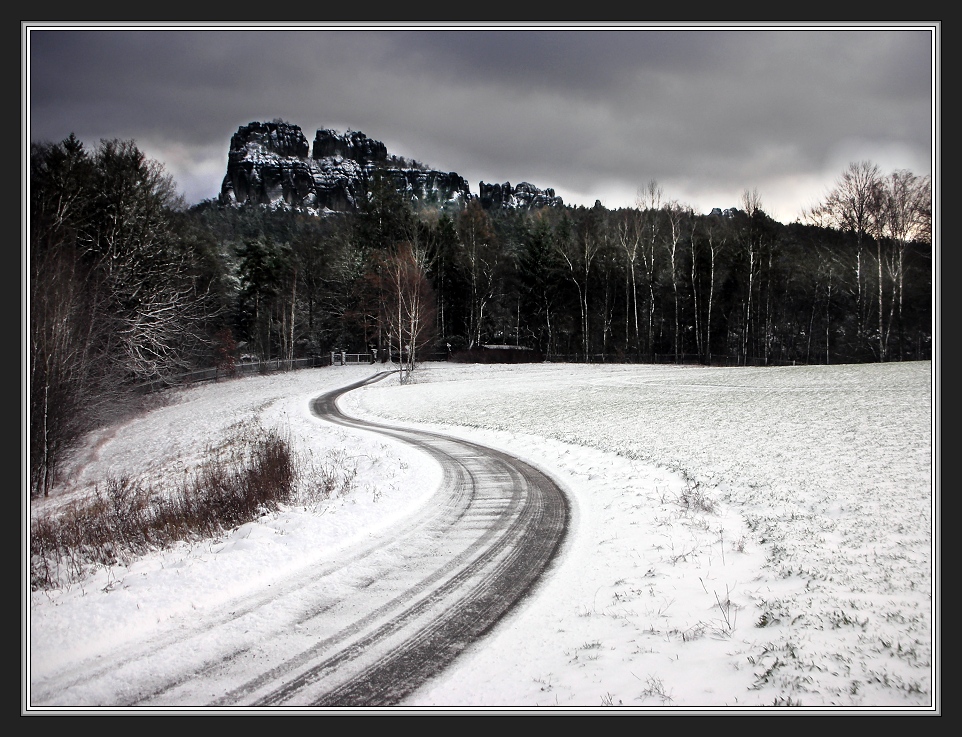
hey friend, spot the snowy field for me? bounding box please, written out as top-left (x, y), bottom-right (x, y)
top-left (26, 360), bottom-right (937, 714)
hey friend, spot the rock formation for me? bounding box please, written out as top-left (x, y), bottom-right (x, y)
top-left (219, 120), bottom-right (563, 214)
top-left (479, 180), bottom-right (564, 210)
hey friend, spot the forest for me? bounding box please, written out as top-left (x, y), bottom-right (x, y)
top-left (29, 134), bottom-right (933, 497)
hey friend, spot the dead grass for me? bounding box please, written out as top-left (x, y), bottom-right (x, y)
top-left (30, 422), bottom-right (297, 591)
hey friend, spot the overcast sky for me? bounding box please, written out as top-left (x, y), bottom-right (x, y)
top-left (24, 22), bottom-right (937, 225)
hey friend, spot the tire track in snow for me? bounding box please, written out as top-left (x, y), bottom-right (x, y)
top-left (34, 371), bottom-right (568, 707)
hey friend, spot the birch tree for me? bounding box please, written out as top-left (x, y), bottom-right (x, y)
top-left (664, 201), bottom-right (691, 362)
top-left (376, 242), bottom-right (437, 382)
top-left (636, 180), bottom-right (664, 359)
top-left (456, 202), bottom-right (500, 349)
top-left (616, 208), bottom-right (643, 359)
top-left (689, 212), bottom-right (729, 363)
top-left (557, 205), bottom-right (604, 361)
top-left (806, 161), bottom-right (885, 358)
top-left (880, 170), bottom-right (932, 359)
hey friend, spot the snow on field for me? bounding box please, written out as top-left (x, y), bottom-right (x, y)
top-left (26, 360), bottom-right (937, 713)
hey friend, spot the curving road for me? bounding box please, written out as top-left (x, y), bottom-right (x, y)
top-left (34, 371), bottom-right (568, 707)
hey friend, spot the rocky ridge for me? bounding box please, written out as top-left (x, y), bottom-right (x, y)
top-left (479, 180), bottom-right (563, 210)
top-left (219, 120), bottom-right (562, 214)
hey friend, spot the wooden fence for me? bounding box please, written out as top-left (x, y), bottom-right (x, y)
top-left (143, 350), bottom-right (811, 393)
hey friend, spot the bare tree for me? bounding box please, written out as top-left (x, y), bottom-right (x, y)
top-left (700, 213), bottom-right (734, 366)
top-left (376, 242), bottom-right (438, 382)
top-left (456, 202), bottom-right (500, 349)
top-left (664, 201), bottom-right (691, 362)
top-left (29, 245), bottom-right (108, 495)
top-left (556, 206), bottom-right (604, 361)
top-left (738, 189), bottom-right (763, 364)
top-left (636, 180), bottom-right (664, 359)
top-left (880, 170), bottom-right (932, 359)
top-left (616, 208), bottom-right (643, 358)
top-left (689, 212), bottom-right (726, 363)
top-left (30, 137), bottom-right (215, 496)
top-left (805, 161), bottom-right (885, 358)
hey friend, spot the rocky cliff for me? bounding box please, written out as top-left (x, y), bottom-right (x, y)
top-left (479, 180), bottom-right (564, 209)
top-left (219, 121), bottom-right (562, 214)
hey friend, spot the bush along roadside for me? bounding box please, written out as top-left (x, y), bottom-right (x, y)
top-left (30, 423), bottom-right (297, 591)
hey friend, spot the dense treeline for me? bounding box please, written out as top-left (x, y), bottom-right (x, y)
top-left (30, 136), bottom-right (223, 496)
top-left (29, 137), bottom-right (932, 497)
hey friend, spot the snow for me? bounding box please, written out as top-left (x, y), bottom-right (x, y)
top-left (25, 360), bottom-right (938, 714)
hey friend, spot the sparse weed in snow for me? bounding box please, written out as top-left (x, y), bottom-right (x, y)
top-left (533, 674), bottom-right (553, 692)
top-left (636, 674), bottom-right (674, 705)
top-left (600, 691), bottom-right (622, 706)
top-left (677, 476), bottom-right (716, 514)
top-left (710, 582), bottom-right (738, 637)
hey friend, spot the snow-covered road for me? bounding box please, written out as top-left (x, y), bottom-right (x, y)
top-left (32, 372), bottom-right (568, 707)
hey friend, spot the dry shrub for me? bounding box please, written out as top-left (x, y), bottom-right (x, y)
top-left (30, 424), bottom-right (297, 591)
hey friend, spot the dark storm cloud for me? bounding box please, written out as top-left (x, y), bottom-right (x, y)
top-left (25, 23), bottom-right (936, 223)
top-left (369, 29), bottom-right (726, 95)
